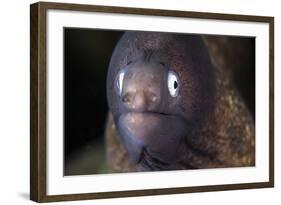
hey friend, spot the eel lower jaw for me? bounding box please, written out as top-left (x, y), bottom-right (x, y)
top-left (117, 111), bottom-right (188, 165)
top-left (137, 148), bottom-right (145, 163)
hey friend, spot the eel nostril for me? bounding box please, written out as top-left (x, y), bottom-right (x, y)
top-left (151, 96), bottom-right (157, 102)
top-left (122, 93), bottom-right (132, 104)
top-left (147, 93), bottom-right (158, 104)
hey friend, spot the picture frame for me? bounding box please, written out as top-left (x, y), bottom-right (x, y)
top-left (30, 1), bottom-right (274, 202)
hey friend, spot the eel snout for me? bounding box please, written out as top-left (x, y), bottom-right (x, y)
top-left (119, 61), bottom-right (165, 113)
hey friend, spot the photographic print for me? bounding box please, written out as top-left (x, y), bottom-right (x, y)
top-left (30, 2), bottom-right (274, 202)
top-left (64, 29), bottom-right (256, 175)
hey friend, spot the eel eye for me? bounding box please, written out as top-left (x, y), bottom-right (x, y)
top-left (116, 69), bottom-right (125, 96)
top-left (167, 71), bottom-right (180, 97)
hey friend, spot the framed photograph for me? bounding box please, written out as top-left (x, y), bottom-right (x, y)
top-left (30, 1), bottom-right (274, 202)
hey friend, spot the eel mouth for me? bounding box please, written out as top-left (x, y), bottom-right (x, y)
top-left (118, 111), bottom-right (173, 140)
top-left (122, 111), bottom-right (170, 118)
top-left (117, 111), bottom-right (187, 168)
top-left (117, 111), bottom-right (174, 163)
top-left (119, 111), bottom-right (172, 124)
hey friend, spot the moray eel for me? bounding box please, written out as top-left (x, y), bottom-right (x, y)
top-left (106, 31), bottom-right (255, 171)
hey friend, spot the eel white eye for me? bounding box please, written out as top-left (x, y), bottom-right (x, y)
top-left (167, 71), bottom-right (180, 97)
top-left (116, 70), bottom-right (125, 96)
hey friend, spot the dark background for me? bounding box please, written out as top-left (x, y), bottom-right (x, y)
top-left (63, 28), bottom-right (255, 175)
top-left (64, 28), bottom-right (123, 175)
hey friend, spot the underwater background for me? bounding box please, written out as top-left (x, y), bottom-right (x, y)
top-left (63, 28), bottom-right (255, 176)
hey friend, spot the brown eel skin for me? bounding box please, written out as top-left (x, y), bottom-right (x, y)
top-left (105, 32), bottom-right (255, 172)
